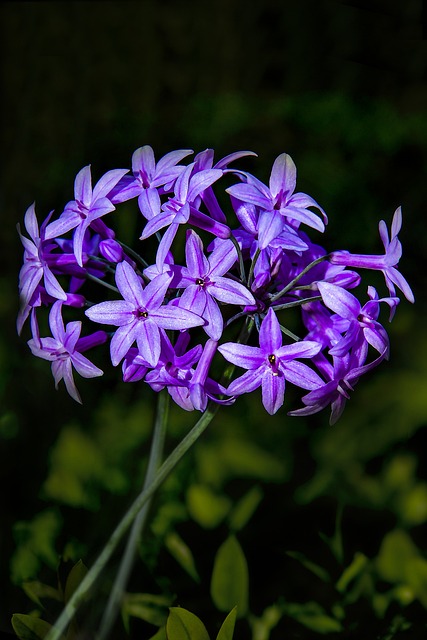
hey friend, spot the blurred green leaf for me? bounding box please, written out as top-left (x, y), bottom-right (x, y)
top-left (286, 551), bottom-right (330, 583)
top-left (228, 486), bottom-right (263, 532)
top-left (336, 552), bottom-right (368, 593)
top-left (376, 529), bottom-right (418, 584)
top-left (165, 532), bottom-right (199, 582)
top-left (166, 607), bottom-right (210, 640)
top-left (64, 559), bottom-right (88, 604)
top-left (249, 604), bottom-right (282, 640)
top-left (187, 484), bottom-right (231, 529)
top-left (283, 602), bottom-right (343, 634)
top-left (149, 627), bottom-right (168, 640)
top-left (216, 608), bottom-right (237, 640)
top-left (211, 535), bottom-right (248, 618)
top-left (405, 557), bottom-right (427, 609)
top-left (11, 614), bottom-right (53, 640)
top-left (22, 581), bottom-right (61, 608)
top-left (398, 483), bottom-right (427, 526)
top-left (122, 593), bottom-right (172, 632)
top-left (11, 509), bottom-right (62, 584)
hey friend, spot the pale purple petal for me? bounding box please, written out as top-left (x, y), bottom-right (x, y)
top-left (209, 277), bottom-right (255, 306)
top-left (201, 295), bottom-right (223, 340)
top-left (44, 210), bottom-right (82, 240)
top-left (281, 205), bottom-right (325, 232)
top-left (208, 240), bottom-right (238, 277)
top-left (132, 146), bottom-right (155, 180)
top-left (43, 266), bottom-right (68, 301)
top-left (228, 368), bottom-right (264, 395)
top-left (49, 301), bottom-right (66, 342)
top-left (110, 323), bottom-right (138, 366)
top-left (185, 230), bottom-right (209, 277)
top-left (276, 340), bottom-right (321, 360)
top-left (152, 305), bottom-right (204, 330)
top-left (187, 169), bottom-right (222, 201)
top-left (156, 148), bottom-right (193, 173)
top-left (257, 210), bottom-right (285, 249)
top-left (259, 308), bottom-right (282, 353)
top-left (317, 281), bottom-right (360, 319)
top-left (92, 169), bottom-right (129, 201)
top-left (281, 360), bottom-right (324, 390)
top-left (140, 272), bottom-right (171, 311)
top-left (115, 261), bottom-right (145, 307)
top-left (226, 183), bottom-right (272, 210)
top-left (138, 188), bottom-right (161, 220)
top-left (74, 166), bottom-right (93, 207)
top-left (179, 286), bottom-right (208, 317)
top-left (63, 321), bottom-right (82, 352)
top-left (135, 318), bottom-right (161, 366)
top-left (140, 210), bottom-right (176, 239)
top-left (24, 203), bottom-right (39, 242)
top-left (71, 352), bottom-right (103, 378)
top-left (218, 343), bottom-right (264, 369)
top-left (85, 300), bottom-right (133, 326)
top-left (262, 370), bottom-right (285, 415)
top-left (269, 153), bottom-right (296, 200)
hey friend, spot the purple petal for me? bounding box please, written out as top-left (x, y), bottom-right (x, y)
top-left (24, 203), bottom-right (39, 242)
top-left (208, 240), bottom-right (238, 277)
top-left (115, 261), bottom-right (145, 307)
top-left (201, 294), bottom-right (223, 340)
top-left (257, 210), bottom-right (285, 249)
top-left (110, 324), bottom-right (137, 366)
top-left (85, 300), bottom-right (133, 326)
top-left (317, 281), bottom-right (360, 319)
top-left (281, 360), bottom-right (324, 390)
top-left (226, 183), bottom-right (272, 210)
top-left (187, 169), bottom-right (222, 202)
top-left (132, 146), bottom-right (155, 179)
top-left (262, 370), bottom-right (285, 415)
top-left (63, 321), bottom-right (82, 352)
top-left (140, 272), bottom-right (171, 311)
top-left (92, 169), bottom-right (129, 201)
top-left (156, 148), bottom-right (193, 172)
top-left (71, 352), bottom-right (103, 378)
top-left (138, 188), bottom-right (161, 220)
top-left (43, 266), bottom-right (68, 301)
top-left (276, 340), bottom-right (321, 360)
top-left (135, 318), bottom-right (161, 366)
top-left (185, 230), bottom-right (209, 277)
top-left (259, 308), bottom-right (282, 353)
top-left (44, 210), bottom-right (82, 240)
top-left (179, 286), bottom-right (208, 317)
top-left (218, 343), bottom-right (263, 370)
top-left (209, 277), bottom-right (255, 306)
top-left (269, 153), bottom-right (296, 200)
top-left (214, 150), bottom-right (257, 170)
top-left (281, 205), bottom-right (325, 232)
top-left (140, 210), bottom-right (176, 239)
top-left (152, 305), bottom-right (204, 330)
top-left (49, 301), bottom-right (66, 342)
top-left (74, 166), bottom-right (93, 207)
top-left (228, 368), bottom-right (263, 395)
top-left (174, 163), bottom-right (194, 202)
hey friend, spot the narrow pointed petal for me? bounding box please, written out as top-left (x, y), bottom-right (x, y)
top-left (43, 266), bottom-right (68, 301)
top-left (228, 367), bottom-right (263, 395)
top-left (74, 166), bottom-right (93, 207)
top-left (269, 153), bottom-right (296, 200)
top-left (156, 148), bottom-right (193, 172)
top-left (209, 277), bottom-right (255, 306)
top-left (44, 210), bottom-right (82, 240)
top-left (257, 210), bottom-right (285, 249)
top-left (114, 261), bottom-right (145, 307)
top-left (208, 240), bottom-right (238, 277)
top-left (71, 352), bottom-right (103, 378)
top-left (187, 169), bottom-right (222, 201)
top-left (138, 187), bottom-right (161, 220)
top-left (110, 323), bottom-right (137, 366)
top-left (201, 295), bottom-right (223, 340)
top-left (318, 281), bottom-right (360, 319)
top-left (282, 360), bottom-right (324, 390)
top-left (276, 340), bottom-right (321, 360)
top-left (85, 300), bottom-right (133, 326)
top-left (49, 301), bottom-right (66, 342)
top-left (185, 230), bottom-right (209, 277)
top-left (259, 308), bottom-right (282, 353)
top-left (140, 272), bottom-right (171, 310)
top-left (24, 203), bottom-right (39, 241)
top-left (152, 305), bottom-right (204, 330)
top-left (140, 210), bottom-right (176, 239)
top-left (218, 343), bottom-right (263, 369)
top-left (262, 370), bottom-right (285, 414)
top-left (132, 146), bottom-right (155, 179)
top-left (226, 183), bottom-right (272, 210)
top-left (93, 169), bottom-right (129, 200)
top-left (135, 318), bottom-right (161, 366)
top-left (281, 205), bottom-right (325, 232)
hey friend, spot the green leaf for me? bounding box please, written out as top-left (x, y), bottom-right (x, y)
top-left (187, 484), bottom-right (231, 529)
top-left (64, 560), bottom-right (88, 604)
top-left (210, 536), bottom-right (249, 618)
top-left (249, 604), bottom-right (282, 640)
top-left (166, 607), bottom-right (210, 640)
top-left (228, 486), bottom-right (263, 532)
top-left (148, 627), bottom-right (168, 640)
top-left (376, 529), bottom-right (419, 584)
top-left (11, 614), bottom-right (53, 640)
top-left (22, 581), bottom-right (62, 608)
top-left (286, 551), bottom-right (330, 583)
top-left (405, 557), bottom-right (427, 608)
top-left (336, 552), bottom-right (368, 593)
top-left (165, 532), bottom-right (199, 582)
top-left (216, 608), bottom-right (237, 640)
top-left (122, 593), bottom-right (172, 632)
top-left (283, 602), bottom-right (343, 634)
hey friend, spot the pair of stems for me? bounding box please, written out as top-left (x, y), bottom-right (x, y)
top-left (45, 316), bottom-right (254, 640)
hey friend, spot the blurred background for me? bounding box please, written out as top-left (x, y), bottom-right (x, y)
top-left (1, 1), bottom-right (426, 638)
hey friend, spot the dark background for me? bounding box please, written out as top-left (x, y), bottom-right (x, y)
top-left (1, 1), bottom-right (426, 638)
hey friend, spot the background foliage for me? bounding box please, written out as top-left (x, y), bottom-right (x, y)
top-left (1, 1), bottom-right (426, 638)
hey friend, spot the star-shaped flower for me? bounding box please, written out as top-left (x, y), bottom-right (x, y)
top-left (85, 261), bottom-right (204, 367)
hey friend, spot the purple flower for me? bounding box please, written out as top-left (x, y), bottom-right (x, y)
top-left (45, 165), bottom-right (128, 267)
top-left (317, 282), bottom-right (398, 358)
top-left (227, 153), bottom-right (327, 248)
top-left (109, 145), bottom-right (194, 206)
top-left (28, 302), bottom-right (106, 403)
top-left (330, 207), bottom-right (414, 305)
top-left (176, 230), bottom-right (255, 340)
top-left (18, 203), bottom-right (68, 317)
top-left (218, 308), bottom-right (322, 414)
top-left (85, 261), bottom-right (204, 367)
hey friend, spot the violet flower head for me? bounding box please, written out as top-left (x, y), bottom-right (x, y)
top-left (219, 308), bottom-right (323, 415)
top-left (28, 302), bottom-right (106, 403)
top-left (85, 261), bottom-right (204, 367)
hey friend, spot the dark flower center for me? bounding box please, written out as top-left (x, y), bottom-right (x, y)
top-left (135, 308), bottom-right (148, 319)
top-left (195, 278), bottom-right (205, 287)
top-left (268, 354), bottom-right (276, 364)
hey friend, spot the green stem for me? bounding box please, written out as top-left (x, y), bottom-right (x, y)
top-left (45, 317), bottom-right (254, 640)
top-left (97, 390), bottom-right (170, 640)
top-left (45, 404), bottom-right (219, 640)
top-left (269, 255), bottom-right (329, 302)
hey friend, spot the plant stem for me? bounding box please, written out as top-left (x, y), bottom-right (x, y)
top-left (97, 390), bottom-right (170, 640)
top-left (45, 404), bottom-right (219, 640)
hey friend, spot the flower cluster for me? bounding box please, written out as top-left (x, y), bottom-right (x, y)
top-left (18, 147), bottom-right (414, 422)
